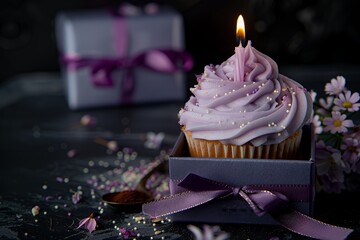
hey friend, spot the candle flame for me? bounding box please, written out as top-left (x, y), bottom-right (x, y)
top-left (236, 15), bottom-right (245, 43)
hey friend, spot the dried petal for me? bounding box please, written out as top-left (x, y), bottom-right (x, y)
top-left (77, 213), bottom-right (97, 233)
top-left (31, 206), bottom-right (40, 216)
top-left (72, 191), bottom-right (82, 204)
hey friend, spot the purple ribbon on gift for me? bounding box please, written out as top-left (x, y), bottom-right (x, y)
top-left (143, 173), bottom-right (354, 240)
top-left (62, 49), bottom-right (193, 104)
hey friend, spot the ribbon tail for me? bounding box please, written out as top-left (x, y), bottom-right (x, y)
top-left (142, 190), bottom-right (230, 218)
top-left (272, 209), bottom-right (353, 240)
top-left (120, 69), bottom-right (135, 104)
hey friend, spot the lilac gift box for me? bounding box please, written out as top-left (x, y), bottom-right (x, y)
top-left (168, 125), bottom-right (315, 225)
top-left (56, 7), bottom-right (189, 110)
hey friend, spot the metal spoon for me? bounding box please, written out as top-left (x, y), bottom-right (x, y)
top-left (101, 158), bottom-right (167, 212)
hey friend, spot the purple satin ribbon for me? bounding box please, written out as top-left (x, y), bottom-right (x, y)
top-left (143, 173), bottom-right (353, 240)
top-left (62, 49), bottom-right (193, 104)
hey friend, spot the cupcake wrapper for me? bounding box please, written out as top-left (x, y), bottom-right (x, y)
top-left (183, 129), bottom-right (302, 160)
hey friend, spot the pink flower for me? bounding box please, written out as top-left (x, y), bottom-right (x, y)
top-left (324, 76), bottom-right (346, 96)
top-left (319, 96), bottom-right (334, 110)
top-left (315, 141), bottom-right (348, 193)
top-left (334, 91), bottom-right (360, 112)
top-left (312, 115), bottom-right (323, 134)
top-left (323, 112), bottom-right (354, 134)
top-left (340, 137), bottom-right (360, 170)
top-left (77, 212), bottom-right (98, 233)
top-left (317, 96), bottom-right (334, 115)
top-left (309, 90), bottom-right (317, 102)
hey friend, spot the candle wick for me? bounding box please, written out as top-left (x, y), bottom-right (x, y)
top-left (236, 37), bottom-right (246, 47)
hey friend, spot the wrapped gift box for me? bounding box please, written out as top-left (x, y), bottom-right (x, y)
top-left (168, 125), bottom-right (315, 225)
top-left (56, 6), bottom-right (190, 110)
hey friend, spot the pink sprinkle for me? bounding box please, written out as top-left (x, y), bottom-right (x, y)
top-left (45, 196), bottom-right (53, 201)
top-left (67, 149), bottom-right (77, 158)
top-left (56, 177), bottom-right (63, 183)
top-left (80, 115), bottom-right (97, 127)
top-left (107, 141), bottom-right (118, 151)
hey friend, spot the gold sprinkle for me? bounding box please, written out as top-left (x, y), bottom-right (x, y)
top-left (134, 216), bottom-right (143, 222)
top-left (155, 230), bottom-right (162, 235)
top-left (152, 218), bottom-right (162, 223)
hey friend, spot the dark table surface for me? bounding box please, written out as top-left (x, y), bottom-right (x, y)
top-left (1, 67), bottom-right (360, 240)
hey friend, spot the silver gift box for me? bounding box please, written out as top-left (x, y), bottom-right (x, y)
top-left (56, 8), bottom-right (186, 109)
top-left (169, 125), bottom-right (315, 225)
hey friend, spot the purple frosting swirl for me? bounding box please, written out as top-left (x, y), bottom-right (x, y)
top-left (179, 41), bottom-right (313, 146)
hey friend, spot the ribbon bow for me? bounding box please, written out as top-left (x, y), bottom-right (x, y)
top-left (143, 173), bottom-right (354, 240)
top-left (62, 49), bottom-right (193, 103)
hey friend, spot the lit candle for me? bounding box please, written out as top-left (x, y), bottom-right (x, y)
top-left (234, 15), bottom-right (246, 82)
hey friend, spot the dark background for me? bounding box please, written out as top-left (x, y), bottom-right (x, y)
top-left (1, 0), bottom-right (360, 83)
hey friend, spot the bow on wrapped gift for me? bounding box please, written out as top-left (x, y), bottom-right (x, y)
top-left (62, 49), bottom-right (193, 103)
top-left (143, 173), bottom-right (355, 240)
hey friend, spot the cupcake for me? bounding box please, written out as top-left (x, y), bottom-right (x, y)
top-left (178, 41), bottom-right (313, 159)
